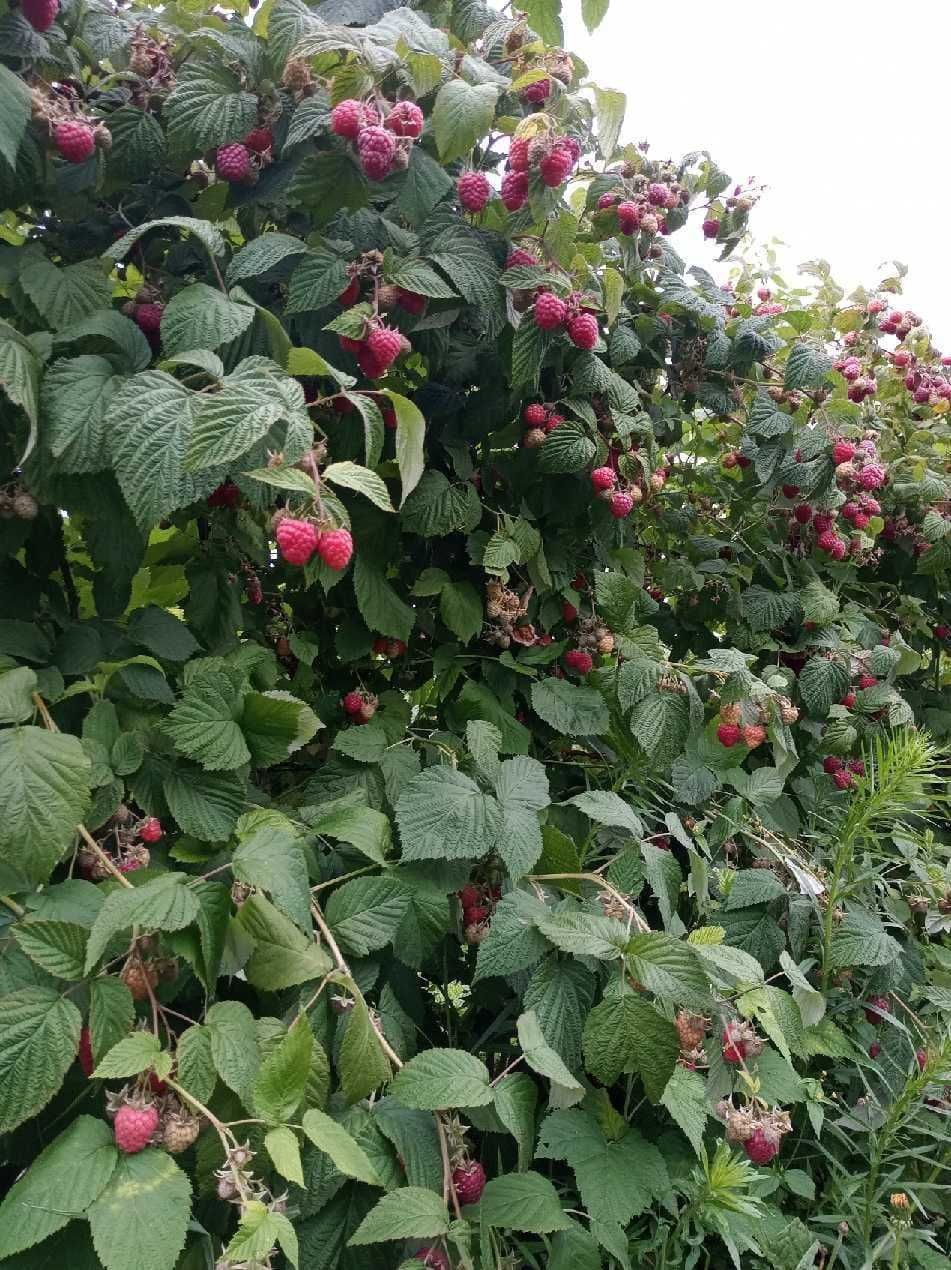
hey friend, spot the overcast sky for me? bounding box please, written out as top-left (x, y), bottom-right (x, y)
top-left (562, 1), bottom-right (951, 350)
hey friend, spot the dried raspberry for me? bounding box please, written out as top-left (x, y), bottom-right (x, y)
top-left (396, 288), bottom-right (426, 315)
top-left (534, 291), bottom-right (567, 330)
top-left (23, 0), bottom-right (59, 29)
top-left (244, 126), bottom-right (273, 154)
top-left (564, 649), bottom-right (593, 675)
top-left (539, 144), bottom-right (573, 187)
top-left (716, 723), bottom-right (742, 748)
top-left (316, 528), bottom-right (354, 571)
top-left (610, 491), bottom-right (634, 519)
top-left (457, 171), bottom-right (492, 212)
top-left (500, 170), bottom-right (529, 212)
top-left (590, 466), bottom-right (617, 491)
top-left (743, 1127), bottom-right (779, 1166)
top-left (567, 312), bottom-right (599, 350)
top-left (114, 1103), bottom-right (160, 1154)
top-left (357, 125), bottom-right (396, 180)
top-left (162, 1112), bottom-right (200, 1154)
top-left (54, 120), bottom-right (96, 164)
top-left (276, 517), bottom-right (318, 566)
top-left (133, 302), bottom-right (163, 335)
top-left (507, 136), bottom-right (530, 171)
top-left (864, 994), bottom-right (889, 1024)
top-left (520, 77), bottom-right (552, 104)
top-left (330, 99), bottom-right (365, 140)
top-left (721, 1022), bottom-right (747, 1062)
top-left (832, 439), bottom-right (855, 464)
top-left (77, 1027), bottom-right (94, 1077)
top-left (365, 323), bottom-right (403, 374)
top-left (338, 277), bottom-right (361, 306)
top-left (121, 960), bottom-right (158, 1001)
top-left (415, 1248), bottom-right (450, 1270)
top-left (215, 143), bottom-right (251, 183)
top-left (452, 1160), bottom-right (486, 1204)
top-left (617, 200), bottom-right (640, 234)
top-left (832, 769), bottom-right (854, 790)
top-left (639, 211), bottom-right (659, 234)
top-left (702, 217), bottom-right (720, 239)
top-left (385, 100), bottom-right (424, 138)
top-left (742, 724), bottom-right (766, 749)
top-left (857, 463), bottom-right (886, 490)
top-left (823, 755), bottom-right (844, 774)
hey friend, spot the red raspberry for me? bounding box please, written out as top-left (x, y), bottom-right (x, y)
top-left (23, 0), bottom-right (58, 29)
top-left (244, 126), bottom-right (273, 154)
top-left (817, 530), bottom-right (839, 554)
top-left (114, 1103), bottom-right (160, 1154)
top-left (339, 335), bottom-right (365, 355)
top-left (520, 77), bottom-right (552, 104)
top-left (507, 136), bottom-right (530, 171)
top-left (830, 538), bottom-right (847, 561)
top-left (610, 491), bottom-right (634, 519)
top-left (54, 120), bottom-right (96, 164)
top-left (215, 143), bottom-right (251, 183)
top-left (506, 248), bottom-right (535, 268)
top-left (831, 439), bottom-right (855, 464)
top-left (813, 512), bottom-right (835, 534)
top-left (356, 347), bottom-right (386, 378)
top-left (794, 504), bottom-right (813, 524)
top-left (716, 723), bottom-right (741, 748)
top-left (365, 323), bottom-right (403, 374)
top-left (331, 99), bottom-right (365, 139)
top-left (743, 1128), bottom-right (779, 1166)
top-left (742, 724), bottom-right (766, 749)
top-left (869, 1042), bottom-right (881, 1058)
top-left (852, 512), bottom-right (870, 531)
top-left (343, 691), bottom-right (364, 716)
top-left (841, 501), bottom-right (860, 521)
top-left (781, 484), bottom-right (799, 499)
top-left (523, 403), bottom-right (547, 427)
top-left (316, 528), bottom-right (354, 571)
top-left (702, 217), bottom-right (720, 238)
top-left (567, 312), bottom-right (599, 350)
top-left (539, 144), bottom-right (573, 187)
top-left (500, 170), bottom-right (529, 212)
top-left (396, 288), bottom-right (426, 315)
top-left (840, 692), bottom-right (856, 708)
top-left (562, 601), bottom-right (578, 622)
top-left (358, 126), bottom-right (396, 180)
top-left (858, 674), bottom-right (877, 689)
top-left (452, 1161), bottom-right (486, 1204)
top-left (77, 1027), bottom-right (94, 1077)
top-left (387, 639), bottom-right (407, 656)
top-left (848, 758), bottom-right (865, 776)
top-left (245, 577), bottom-right (263, 605)
top-left (564, 649), bottom-right (594, 675)
top-left (276, 517), bottom-right (318, 566)
top-left (458, 884), bottom-right (480, 909)
top-left (372, 637), bottom-right (389, 654)
top-left (457, 171), bottom-right (492, 212)
top-left (118, 852), bottom-right (148, 875)
top-left (382, 405), bottom-right (397, 429)
top-left (617, 201), bottom-right (641, 234)
top-left (721, 452), bottom-right (738, 469)
top-left (721, 1023), bottom-right (746, 1062)
top-left (916, 1048), bottom-right (927, 1072)
top-left (934, 624), bottom-right (951, 640)
top-left (415, 1249), bottom-right (450, 1270)
top-left (534, 291), bottom-right (568, 330)
top-left (134, 302), bottom-right (163, 335)
top-left (463, 905), bottom-right (490, 925)
top-left (864, 994), bottom-right (890, 1024)
top-left (385, 100), bottom-right (424, 138)
top-left (832, 769), bottom-right (854, 790)
top-left (544, 412), bottom-right (563, 432)
top-left (597, 193), bottom-right (618, 209)
top-left (823, 755), bottom-right (844, 774)
top-left (338, 277), bottom-right (361, 306)
top-left (857, 463), bottom-right (885, 490)
top-left (139, 817), bottom-right (162, 843)
top-left (590, 466), bottom-right (617, 491)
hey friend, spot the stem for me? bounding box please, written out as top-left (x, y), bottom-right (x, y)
top-left (528, 872), bottom-right (650, 932)
top-left (0, 895), bottom-right (25, 916)
top-left (436, 1110), bottom-right (463, 1221)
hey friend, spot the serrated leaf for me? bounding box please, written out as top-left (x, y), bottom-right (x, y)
top-left (105, 217), bottom-right (227, 264)
top-left (164, 61), bottom-right (258, 153)
top-left (479, 1172), bottom-right (571, 1233)
top-left (531, 679), bottom-right (610, 735)
top-left (353, 557), bottom-right (414, 642)
top-left (89, 977), bottom-right (134, 1065)
top-left (660, 1064), bottom-right (709, 1157)
top-left (237, 893), bottom-right (331, 990)
top-left (11, 919), bottom-right (88, 979)
top-left (339, 994), bottom-right (392, 1103)
top-left (302, 1108), bottom-right (383, 1187)
top-left (538, 911), bottom-right (629, 960)
top-left (798, 657), bottom-right (849, 718)
top-left (233, 820), bottom-right (312, 931)
top-left (582, 993), bottom-right (678, 1100)
top-left (439, 579), bottom-right (483, 644)
top-left (784, 341), bottom-right (832, 391)
top-left (253, 1016), bottom-right (313, 1124)
top-left (348, 1187), bottom-right (449, 1245)
top-left (326, 875), bottom-right (408, 956)
top-left (626, 930), bottom-right (707, 1003)
top-left (322, 461), bottom-right (395, 511)
top-left (86, 875), bottom-right (200, 972)
top-left (433, 80), bottom-right (498, 162)
top-left (539, 421), bottom-right (597, 474)
top-left (396, 766), bottom-right (500, 862)
top-left (390, 1048), bottom-right (493, 1110)
top-left (475, 889), bottom-right (550, 981)
top-left (494, 755), bottom-right (549, 878)
top-left (567, 790), bottom-right (642, 836)
top-left (88, 1150), bottom-right (191, 1270)
top-left (0, 726), bottom-right (91, 886)
top-left (0, 986), bottom-right (82, 1132)
top-left (265, 1125), bottom-right (305, 1187)
top-left (163, 665), bottom-right (248, 770)
top-left (161, 284), bottom-right (255, 359)
top-left (19, 258), bottom-right (112, 332)
top-left (42, 355), bottom-right (124, 475)
top-left (0, 62), bottom-right (31, 171)
top-left (206, 1000), bottom-right (261, 1106)
top-left (517, 1009), bottom-right (582, 1090)
top-left (176, 1024), bottom-right (217, 1104)
top-left (93, 1032), bottom-right (162, 1080)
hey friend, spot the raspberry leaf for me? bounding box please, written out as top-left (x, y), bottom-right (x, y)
top-left (390, 1047), bottom-right (493, 1110)
top-left (253, 1016), bottom-right (313, 1124)
top-left (302, 1108), bottom-right (383, 1187)
top-left (0, 987), bottom-right (82, 1132)
top-left (236, 893), bottom-right (332, 990)
top-left (0, 726), bottom-right (91, 885)
top-left (478, 1172), bottom-right (572, 1234)
top-left (582, 993), bottom-right (679, 1099)
top-left (432, 80), bottom-right (498, 162)
top-left (348, 1186), bottom-right (450, 1245)
top-left (88, 1150), bottom-right (191, 1270)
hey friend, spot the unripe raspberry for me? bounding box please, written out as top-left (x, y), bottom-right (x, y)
top-left (567, 312), bottom-right (599, 350)
top-left (365, 322), bottom-right (403, 374)
top-left (452, 1161), bottom-right (486, 1204)
top-left (864, 994), bottom-right (889, 1024)
top-left (162, 1112), bottom-right (200, 1154)
top-left (331, 99), bottom-right (365, 139)
top-left (639, 211), bottom-right (659, 234)
top-left (215, 143), bottom-right (251, 183)
top-left (742, 724), bottom-right (766, 749)
top-left (719, 702), bottom-right (742, 726)
top-left (114, 1103), bottom-right (160, 1154)
top-left (610, 491), bottom-right (634, 518)
top-left (316, 527), bottom-right (354, 571)
top-left (564, 649), bottom-right (594, 675)
top-left (539, 145), bottom-right (573, 187)
top-left (522, 427), bottom-right (546, 448)
top-left (832, 769), bottom-right (854, 790)
top-left (794, 503), bottom-right (813, 524)
top-left (506, 247), bottom-right (535, 268)
top-left (23, 0), bottom-right (59, 30)
top-left (857, 463), bottom-right (885, 490)
top-left (500, 170), bottom-right (529, 211)
top-left (722, 452), bottom-right (739, 469)
top-left (823, 755), bottom-right (844, 774)
top-left (457, 171), bottom-right (492, 212)
top-left (832, 439), bottom-right (855, 464)
top-left (276, 517), bottom-right (318, 565)
top-left (385, 100), bottom-right (424, 138)
top-left (139, 817), bottom-right (162, 843)
top-left (54, 120), bottom-right (96, 164)
top-left (523, 403), bottom-right (547, 427)
top-left (702, 216), bottom-right (720, 239)
top-left (507, 136), bottom-right (530, 171)
top-left (244, 126), bottom-right (273, 154)
top-left (743, 1127), bottom-right (779, 1166)
top-left (716, 723), bottom-right (741, 748)
top-left (590, 466), bottom-right (617, 491)
top-left (343, 690), bottom-right (364, 716)
top-left (721, 1023), bottom-right (746, 1062)
top-left (534, 290), bottom-right (568, 330)
top-left (396, 287), bottom-right (426, 315)
top-left (358, 125), bottom-right (396, 180)
top-left (520, 77), bottom-right (552, 104)
top-left (77, 1027), bottom-right (94, 1077)
top-left (617, 200), bottom-right (640, 234)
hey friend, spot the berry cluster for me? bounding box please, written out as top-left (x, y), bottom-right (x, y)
top-left (822, 754), bottom-right (866, 791)
top-left (342, 689), bottom-right (378, 724)
top-left (339, 319), bottom-right (407, 379)
top-left (483, 579), bottom-right (536, 649)
top-left (106, 1084), bottom-right (201, 1155)
top-left (721, 1019), bottom-right (764, 1064)
top-left (833, 355), bottom-right (878, 404)
top-left (718, 1099), bottom-right (792, 1166)
top-left (588, 464), bottom-right (641, 519)
top-left (598, 175), bottom-right (686, 239)
top-left (533, 290), bottom-right (600, 349)
top-left (505, 130), bottom-right (581, 204)
top-left (275, 514), bottom-right (354, 571)
top-left (520, 400), bottom-right (564, 448)
top-left (76, 806), bottom-right (162, 879)
top-left (457, 881), bottom-right (500, 944)
top-left (330, 97), bottom-right (423, 181)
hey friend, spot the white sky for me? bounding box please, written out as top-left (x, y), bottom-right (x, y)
top-left (563, 1), bottom-right (951, 350)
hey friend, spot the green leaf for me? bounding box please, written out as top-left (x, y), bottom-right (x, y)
top-left (0, 331), bottom-right (40, 458)
top-left (725, 869), bottom-right (787, 909)
top-left (495, 755), bottom-right (550, 878)
top-left (539, 911), bottom-right (629, 960)
top-left (517, 1009), bottom-right (582, 1091)
top-left (374, 1099), bottom-right (443, 1192)
top-left (160, 283), bottom-right (255, 358)
top-left (0, 63), bottom-right (31, 171)
top-left (581, 0), bottom-right (610, 32)
top-left (302, 1108), bottom-right (383, 1187)
top-left (309, 800), bottom-right (392, 864)
top-left (390, 1048), bottom-right (493, 1110)
top-left (401, 470), bottom-right (481, 537)
top-left (242, 691), bottom-right (320, 766)
top-left (567, 790), bottom-right (642, 836)
top-left (232, 819), bottom-right (312, 931)
top-left (626, 931), bottom-right (708, 1003)
top-left (11, 919), bottom-right (88, 979)
top-left (163, 665), bottom-right (248, 770)
top-left (0, 987), bottom-right (81, 1132)
top-left (164, 61), bottom-right (258, 153)
top-left (0, 666), bottom-right (36, 725)
top-left (286, 251), bottom-right (349, 312)
top-left (0, 726), bottom-right (91, 885)
top-left (326, 875), bottom-right (409, 956)
top-left (396, 766), bottom-right (501, 862)
top-left (475, 889), bottom-right (550, 981)
top-left (206, 1000), bottom-right (261, 1106)
top-left (531, 679), bottom-right (610, 735)
top-left (105, 217), bottom-right (227, 264)
top-left (86, 875), bottom-right (200, 972)
top-left (88, 1150), bottom-right (191, 1270)
top-left (19, 258), bottom-right (112, 332)
top-left (42, 355), bottom-right (124, 474)
top-left (106, 106), bottom-right (167, 180)
top-left (348, 1187), bottom-right (449, 1246)
top-left (582, 993), bottom-right (679, 1100)
top-left (592, 85), bottom-right (626, 160)
top-left (630, 692), bottom-right (690, 767)
top-left (798, 658), bottom-right (849, 718)
top-left (162, 761), bottom-right (246, 842)
top-left (660, 1064), bottom-right (709, 1157)
top-left (523, 959), bottom-right (596, 1070)
top-left (237, 893), bottom-right (332, 990)
top-left (323, 461), bottom-right (395, 512)
top-left (227, 232), bottom-right (308, 286)
top-left (353, 557), bottom-right (414, 642)
top-left (432, 80), bottom-right (498, 162)
top-left (253, 1016), bottom-right (313, 1123)
top-left (225, 1200), bottom-right (298, 1268)
top-left (439, 579), bottom-right (483, 644)
top-left (378, 389), bottom-right (425, 505)
top-left (176, 1024), bottom-right (217, 1104)
top-left (479, 1172), bottom-right (571, 1233)
top-left (737, 986), bottom-right (806, 1064)
top-left (93, 1032), bottom-right (162, 1080)
top-left (539, 420), bottom-right (597, 474)
top-left (829, 911), bottom-right (902, 969)
top-left (511, 319), bottom-right (546, 388)
top-left (265, 1125), bottom-right (305, 1187)
top-left (89, 977), bottom-right (135, 1065)
top-left (339, 994), bottom-right (392, 1103)
top-left (784, 341), bottom-right (832, 391)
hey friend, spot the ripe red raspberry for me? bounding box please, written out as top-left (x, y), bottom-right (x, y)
top-left (506, 248), bottom-right (535, 268)
top-left (382, 405), bottom-right (397, 429)
top-left (534, 291), bottom-right (567, 330)
top-left (520, 77), bottom-right (552, 104)
top-left (702, 217), bottom-right (720, 239)
top-left (813, 512), bottom-right (834, 534)
top-left (77, 1027), bottom-right (94, 1077)
top-left (539, 145), bottom-right (573, 187)
top-left (339, 335), bottom-right (364, 355)
top-left (139, 817), bottom-right (162, 843)
top-left (721, 1023), bottom-right (747, 1062)
top-left (562, 601), bottom-right (578, 622)
top-left (215, 143), bottom-right (251, 183)
top-left (857, 463), bottom-right (885, 490)
top-left (414, 1249), bottom-right (450, 1270)
top-left (848, 758), bottom-right (865, 776)
top-left (840, 692), bottom-right (856, 708)
top-left (331, 99), bottom-right (365, 139)
top-left (372, 637), bottom-right (389, 654)
top-left (356, 347), bottom-right (386, 378)
top-left (743, 1127), bottom-right (779, 1166)
top-left (597, 192), bottom-right (618, 210)
top-left (610, 491), bottom-right (634, 519)
top-left (852, 512), bottom-right (870, 531)
top-left (781, 484), bottom-right (799, 499)
top-left (114, 1103), bottom-right (160, 1154)
top-left (452, 1161), bottom-right (486, 1205)
top-left (133, 302), bottom-right (163, 335)
top-left (841, 501), bottom-right (859, 521)
top-left (209, 482), bottom-right (240, 508)
top-left (501, 170), bottom-right (529, 212)
top-left (457, 171), bottom-right (492, 212)
top-left (276, 517), bottom-right (318, 566)
top-left (716, 723), bottom-right (742, 748)
top-left (54, 120), bottom-right (96, 164)
top-left (358, 126), bottom-right (397, 180)
top-left (385, 100), bottom-right (424, 138)
top-left (338, 277), bottom-right (361, 306)
top-left (858, 674), bottom-right (877, 689)
top-left (343, 691), bottom-right (364, 716)
top-left (864, 994), bottom-right (890, 1024)
top-left (463, 904), bottom-right (490, 925)
top-left (567, 312), bottom-right (599, 350)
top-left (794, 503), bottom-right (813, 524)
top-left (817, 529), bottom-right (839, 554)
top-left (869, 1041), bottom-right (881, 1058)
top-left (564, 649), bottom-right (593, 675)
top-left (742, 724), bottom-right (766, 749)
top-left (823, 755), bottom-right (844, 774)
top-left (507, 136), bottom-right (530, 171)
top-left (365, 323), bottom-right (403, 374)
top-left (616, 200), bottom-right (640, 234)
top-left (831, 440), bottom-right (855, 464)
top-left (316, 528), bottom-right (354, 571)
top-left (523, 403), bottom-right (547, 427)
top-left (590, 466), bottom-right (617, 491)
top-left (458, 884), bottom-right (480, 909)
top-left (23, 0), bottom-right (59, 29)
top-left (244, 126), bottom-right (273, 154)
top-left (832, 769), bottom-right (854, 790)
top-left (544, 412), bottom-right (563, 432)
top-left (396, 288), bottom-right (426, 315)
top-left (934, 624), bottom-right (951, 640)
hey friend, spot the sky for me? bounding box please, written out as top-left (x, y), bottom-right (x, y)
top-left (562, 1), bottom-right (951, 350)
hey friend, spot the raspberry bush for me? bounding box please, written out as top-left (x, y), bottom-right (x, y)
top-left (0, 2), bottom-right (949, 1269)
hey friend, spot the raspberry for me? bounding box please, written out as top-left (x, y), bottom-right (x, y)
top-left (564, 649), bottom-right (593, 675)
top-left (382, 405), bottom-right (397, 429)
top-left (331, 99), bottom-right (365, 139)
top-left (372, 637), bottom-right (389, 654)
top-left (387, 639), bottom-right (407, 657)
top-left (813, 513), bottom-right (835, 534)
top-left (458, 884), bottom-right (481, 909)
top-left (857, 463), bottom-right (886, 490)
top-left (639, 211), bottom-right (659, 235)
top-left (356, 347), bottom-right (386, 378)
top-left (457, 171), bottom-right (491, 212)
top-left (357, 125), bottom-right (396, 180)
top-left (935, 624), bottom-right (951, 640)
top-left (832, 769), bottom-right (854, 790)
top-left (852, 512), bottom-right (870, 531)
top-left (77, 1027), bottom-right (94, 1077)
top-left (647, 181), bottom-right (670, 206)
top-left (118, 849), bottom-right (148, 875)
top-left (743, 1127), bottom-right (779, 1166)
top-left (54, 120), bottom-right (96, 164)
top-left (794, 503), bottom-right (813, 524)
top-left (316, 528), bottom-right (354, 571)
top-left (598, 192), bottom-right (619, 209)
top-left (534, 291), bottom-right (567, 330)
top-left (840, 692), bottom-right (856, 708)
top-left (520, 77), bottom-right (552, 104)
top-left (463, 905), bottom-right (489, 926)
top-left (817, 530), bottom-right (839, 554)
top-left (539, 145), bottom-right (573, 187)
top-left (522, 427), bottom-right (546, 448)
top-left (385, 100), bottom-right (424, 138)
top-left (121, 961), bottom-right (158, 1001)
top-left (523, 403), bottom-right (547, 427)
top-left (396, 288), bottom-right (426, 315)
top-left (339, 335), bottom-right (365, 355)
top-left (721, 1023), bottom-right (746, 1062)
top-left (244, 126), bottom-right (273, 154)
top-left (415, 1249), bottom-right (450, 1270)
top-left (848, 758), bottom-right (865, 775)
top-left (452, 1161), bottom-right (486, 1204)
top-left (916, 1048), bottom-right (927, 1072)
top-left (716, 723), bottom-right (742, 748)
top-left (858, 494), bottom-right (881, 514)
top-left (162, 1112), bottom-right (200, 1154)
top-left (215, 143), bottom-right (251, 183)
top-left (590, 467), bottom-right (616, 491)
top-left (134, 302), bottom-right (163, 335)
top-left (858, 674), bottom-right (877, 689)
top-left (721, 452), bottom-right (738, 469)
top-left (139, 817), bottom-right (163, 843)
top-left (841, 501), bottom-right (859, 521)
top-left (507, 136), bottom-right (530, 171)
top-left (864, 994), bottom-right (889, 1024)
top-left (830, 538), bottom-right (847, 560)
top-left (823, 755), bottom-right (844, 774)
top-left (365, 323), bottom-right (403, 374)
top-left (562, 601), bottom-right (578, 622)
top-left (610, 491), bottom-right (634, 519)
top-left (742, 724), bottom-right (766, 749)
top-left (358, 695), bottom-right (378, 722)
top-left (500, 170), bottom-right (529, 212)
top-left (343, 691), bottom-right (364, 716)
top-left (544, 412), bottom-right (563, 432)
top-left (506, 248), bottom-right (535, 268)
top-left (567, 312), bottom-right (599, 350)
top-left (22, 0), bottom-right (58, 30)
top-left (114, 1103), bottom-right (160, 1154)
top-left (702, 217), bottom-right (720, 238)
top-left (276, 517), bottom-right (318, 566)
top-left (781, 484), bottom-right (799, 499)
top-left (869, 1041), bottom-right (881, 1058)
top-left (719, 703), bottom-right (742, 726)
top-left (831, 439), bottom-right (855, 464)
top-left (338, 277), bottom-right (361, 306)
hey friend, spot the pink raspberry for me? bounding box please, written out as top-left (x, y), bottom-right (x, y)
top-left (500, 170), bottom-right (529, 212)
top-left (864, 994), bottom-right (889, 1023)
top-left (114, 1104), bottom-right (160, 1154)
top-left (215, 143), bottom-right (251, 183)
top-left (385, 100), bottom-right (424, 138)
top-left (717, 723), bottom-right (741, 749)
top-left (244, 126), bottom-right (273, 154)
top-left (507, 136), bottom-right (530, 171)
top-left (316, 528), bottom-right (354, 571)
top-left (831, 539), bottom-right (847, 560)
top-left (832, 439), bottom-right (855, 464)
top-left (794, 504), bottom-right (813, 524)
top-left (590, 466), bottom-right (617, 492)
top-left (817, 530), bottom-right (839, 553)
top-left (598, 193), bottom-right (619, 210)
top-left (342, 690), bottom-right (364, 716)
top-left (355, 347), bottom-right (386, 378)
top-left (832, 769), bottom-right (854, 790)
top-left (139, 817), bottom-right (162, 843)
top-left (857, 494), bottom-right (880, 515)
top-left (617, 200), bottom-right (640, 234)
top-left (506, 248), bottom-right (536, 268)
top-left (781, 484), bottom-right (799, 499)
top-left (567, 312), bottom-right (599, 350)
top-left (743, 1128), bottom-right (779, 1166)
top-left (564, 649), bottom-right (594, 675)
top-left (534, 291), bottom-right (567, 330)
top-left (134, 302), bottom-right (163, 335)
top-left (452, 1161), bottom-right (486, 1204)
top-left (396, 288), bottom-right (426, 315)
top-left (867, 298), bottom-right (886, 314)
top-left (840, 691), bottom-right (856, 707)
top-left (520, 77), bottom-right (552, 104)
top-left (858, 674), bottom-right (877, 689)
top-left (647, 181), bottom-right (671, 206)
top-left (538, 144), bottom-right (573, 187)
top-left (365, 323), bottom-right (403, 374)
top-left (721, 1022), bottom-right (746, 1061)
top-left (852, 512), bottom-right (870, 531)
top-left (523, 403), bottom-right (547, 427)
top-left (812, 512), bottom-right (834, 534)
top-left (457, 171), bottom-right (491, 212)
top-left (857, 463), bottom-right (885, 490)
top-left (702, 216), bottom-right (720, 239)
top-left (934, 624), bottom-right (951, 640)
top-left (276, 517), bottom-right (318, 566)
top-left (415, 1250), bottom-right (450, 1270)
top-left (357, 126), bottom-right (396, 180)
top-left (841, 501), bottom-right (859, 521)
top-left (639, 211), bottom-right (659, 234)
top-left (22, 0), bottom-right (59, 30)
top-left (916, 1048), bottom-right (927, 1072)
top-left (77, 1027), bottom-right (94, 1077)
top-left (610, 492), bottom-right (634, 519)
top-left (331, 99), bottom-right (365, 139)
top-left (54, 120), bottom-right (96, 164)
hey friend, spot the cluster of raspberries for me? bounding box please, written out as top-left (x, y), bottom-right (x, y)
top-left (213, 125), bottom-right (275, 185)
top-left (330, 97), bottom-right (424, 181)
top-left (339, 319), bottom-right (409, 379)
top-left (596, 178), bottom-right (686, 237)
top-left (93, 1081), bottom-right (201, 1156)
top-left (520, 401), bottom-right (564, 449)
top-left (562, 614), bottom-right (614, 677)
top-left (465, 131), bottom-right (581, 216)
top-left (717, 1099), bottom-right (793, 1166)
top-left (534, 289), bottom-right (600, 349)
top-left (457, 881), bottom-right (501, 944)
top-left (275, 514), bottom-right (353, 570)
top-left (715, 696), bottom-right (797, 750)
top-left (589, 465), bottom-right (640, 520)
top-left (342, 689), bottom-right (378, 724)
